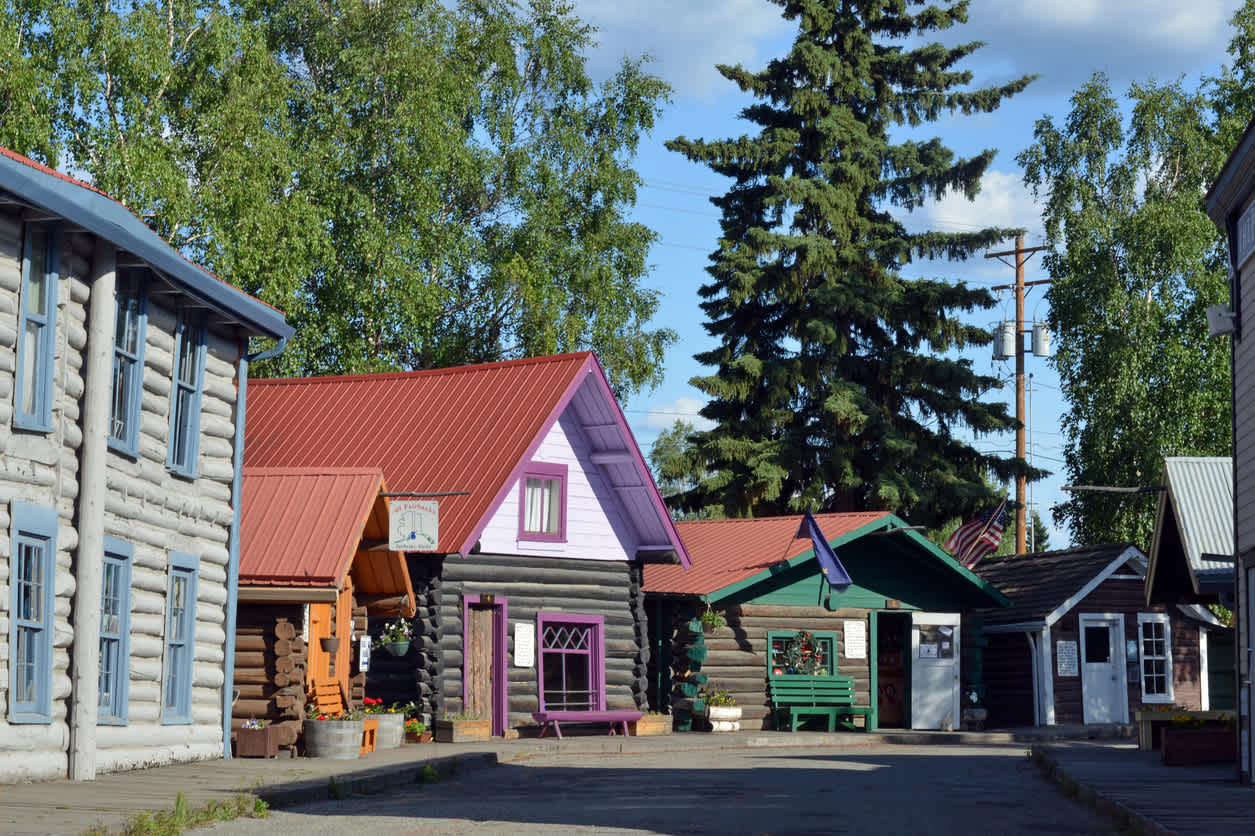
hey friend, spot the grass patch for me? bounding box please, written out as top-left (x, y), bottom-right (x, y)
top-left (83, 789), bottom-right (267, 835)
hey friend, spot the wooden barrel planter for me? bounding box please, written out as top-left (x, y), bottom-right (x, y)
top-left (304, 719), bottom-right (363, 759)
top-left (375, 713), bottom-right (405, 749)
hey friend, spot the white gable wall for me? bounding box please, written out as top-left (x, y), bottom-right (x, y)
top-left (477, 410), bottom-right (638, 560)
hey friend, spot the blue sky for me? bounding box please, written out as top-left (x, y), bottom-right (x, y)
top-left (574, 0), bottom-right (1245, 547)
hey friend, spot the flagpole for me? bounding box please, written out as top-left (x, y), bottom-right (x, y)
top-left (960, 498), bottom-right (1008, 566)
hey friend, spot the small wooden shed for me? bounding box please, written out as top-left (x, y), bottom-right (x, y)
top-left (975, 544), bottom-right (1223, 728)
top-left (644, 513), bottom-right (1010, 731)
top-left (234, 466), bottom-right (415, 751)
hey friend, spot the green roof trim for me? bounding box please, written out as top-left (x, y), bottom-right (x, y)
top-left (705, 514), bottom-right (1011, 608)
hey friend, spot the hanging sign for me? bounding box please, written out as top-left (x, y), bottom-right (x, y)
top-left (389, 499), bottom-right (439, 551)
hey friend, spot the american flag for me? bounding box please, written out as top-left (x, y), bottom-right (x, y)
top-left (944, 501), bottom-right (1007, 568)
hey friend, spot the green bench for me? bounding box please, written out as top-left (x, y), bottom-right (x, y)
top-left (769, 674), bottom-right (876, 732)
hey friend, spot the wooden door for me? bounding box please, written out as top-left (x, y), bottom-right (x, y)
top-left (466, 605), bottom-right (494, 721)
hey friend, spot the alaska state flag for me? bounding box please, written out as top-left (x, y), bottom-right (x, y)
top-left (797, 511), bottom-right (853, 591)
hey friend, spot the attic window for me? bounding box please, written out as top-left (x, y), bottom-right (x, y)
top-left (519, 462), bottom-right (567, 542)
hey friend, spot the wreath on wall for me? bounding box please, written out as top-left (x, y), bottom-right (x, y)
top-left (780, 630), bottom-right (827, 676)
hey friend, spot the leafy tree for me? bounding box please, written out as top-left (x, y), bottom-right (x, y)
top-left (1018, 72), bottom-right (1232, 548)
top-left (0, 0), bottom-right (673, 394)
top-left (648, 420), bottom-right (724, 520)
top-left (667, 0), bottom-right (1035, 526)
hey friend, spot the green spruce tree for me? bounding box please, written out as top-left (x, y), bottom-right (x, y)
top-left (668, 0), bottom-right (1035, 525)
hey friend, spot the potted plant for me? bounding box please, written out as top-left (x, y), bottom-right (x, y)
top-left (701, 683), bottom-right (741, 732)
top-left (631, 711), bottom-right (673, 736)
top-left (379, 618), bottom-right (415, 657)
top-left (699, 607), bottom-right (726, 632)
top-left (434, 710), bottom-right (491, 742)
top-left (1160, 712), bottom-right (1237, 765)
top-left (961, 687), bottom-right (987, 731)
top-left (363, 697), bottom-right (408, 749)
top-left (236, 718), bottom-right (280, 758)
top-left (404, 717), bottom-right (433, 743)
top-left (303, 704), bottom-right (364, 760)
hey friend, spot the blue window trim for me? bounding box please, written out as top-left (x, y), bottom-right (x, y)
top-left (166, 311), bottom-right (206, 478)
top-left (161, 552), bottom-right (199, 724)
top-left (14, 222), bottom-right (60, 432)
top-left (8, 501), bottom-right (57, 723)
top-left (98, 537), bottom-right (133, 725)
top-left (108, 270), bottom-right (149, 457)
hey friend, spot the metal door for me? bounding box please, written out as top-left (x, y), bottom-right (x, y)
top-left (910, 612), bottom-right (960, 730)
top-left (1079, 614), bottom-right (1127, 724)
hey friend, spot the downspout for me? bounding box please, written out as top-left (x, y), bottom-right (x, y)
top-left (221, 337), bottom-right (287, 758)
top-left (69, 240), bottom-right (116, 780)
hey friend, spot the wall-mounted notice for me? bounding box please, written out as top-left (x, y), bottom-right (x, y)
top-left (514, 622), bottom-right (535, 668)
top-left (1056, 640), bottom-right (1079, 677)
top-left (358, 635), bottom-right (371, 672)
top-left (843, 620), bottom-right (867, 659)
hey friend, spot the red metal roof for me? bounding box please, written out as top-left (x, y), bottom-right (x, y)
top-left (245, 352), bottom-right (687, 560)
top-left (644, 512), bottom-right (891, 596)
top-left (240, 467), bottom-right (385, 588)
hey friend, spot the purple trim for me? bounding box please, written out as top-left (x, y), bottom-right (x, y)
top-left (517, 462), bottom-right (568, 542)
top-left (456, 355), bottom-right (597, 557)
top-left (536, 612), bottom-right (605, 712)
top-left (461, 594), bottom-right (509, 736)
top-left (578, 356), bottom-right (691, 568)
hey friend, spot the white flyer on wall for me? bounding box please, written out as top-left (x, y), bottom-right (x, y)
top-left (514, 622), bottom-right (535, 667)
top-left (843, 620), bottom-right (867, 659)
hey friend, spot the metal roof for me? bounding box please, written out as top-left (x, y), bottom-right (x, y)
top-left (0, 146), bottom-right (291, 340)
top-left (239, 467), bottom-right (386, 588)
top-left (1163, 457), bottom-right (1233, 574)
top-left (644, 512), bottom-right (891, 597)
top-left (244, 352), bottom-right (688, 563)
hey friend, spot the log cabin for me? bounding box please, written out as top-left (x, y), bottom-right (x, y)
top-left (234, 467), bottom-right (416, 753)
top-left (242, 352), bottom-right (689, 735)
top-left (644, 513), bottom-right (1009, 731)
top-left (0, 147), bottom-right (292, 781)
top-left (974, 544), bottom-right (1223, 728)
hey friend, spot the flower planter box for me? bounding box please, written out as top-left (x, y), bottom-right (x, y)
top-left (236, 726), bottom-right (280, 759)
top-left (304, 718), bottom-right (363, 760)
top-left (434, 718), bottom-right (492, 743)
top-left (707, 705), bottom-right (742, 732)
top-left (1134, 710), bottom-right (1231, 751)
top-left (374, 713), bottom-right (405, 749)
top-left (630, 714), bottom-right (673, 736)
top-left (405, 730), bottom-right (434, 744)
top-left (1160, 727), bottom-right (1237, 765)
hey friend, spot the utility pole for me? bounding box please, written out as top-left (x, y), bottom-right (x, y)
top-left (986, 234), bottom-right (1048, 554)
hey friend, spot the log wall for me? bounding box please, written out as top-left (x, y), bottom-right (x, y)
top-left (662, 602), bottom-right (874, 730)
top-left (0, 207), bottom-right (245, 781)
top-left (231, 606), bottom-right (307, 750)
top-left (365, 554), bottom-right (646, 730)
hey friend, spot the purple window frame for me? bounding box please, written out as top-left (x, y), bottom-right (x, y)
top-left (517, 462), bottom-right (568, 543)
top-left (536, 613), bottom-right (605, 712)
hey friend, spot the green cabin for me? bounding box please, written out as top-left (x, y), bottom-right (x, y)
top-left (644, 512), bottom-right (1010, 731)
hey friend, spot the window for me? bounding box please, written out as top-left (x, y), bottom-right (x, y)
top-left (768, 630), bottom-right (837, 677)
top-left (167, 311), bottom-right (206, 477)
top-left (8, 502), bottom-right (57, 722)
top-left (109, 270), bottom-right (148, 455)
top-left (1138, 613), bottom-right (1174, 703)
top-left (162, 553), bottom-right (199, 724)
top-left (15, 223), bottom-right (59, 431)
top-left (99, 538), bottom-right (133, 724)
top-left (518, 462), bottom-right (567, 542)
top-left (536, 613), bottom-right (603, 711)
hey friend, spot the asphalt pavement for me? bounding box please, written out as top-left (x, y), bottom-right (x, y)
top-left (0, 724), bottom-right (1248, 835)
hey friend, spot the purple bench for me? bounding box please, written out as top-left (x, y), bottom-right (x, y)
top-left (531, 709), bottom-right (643, 739)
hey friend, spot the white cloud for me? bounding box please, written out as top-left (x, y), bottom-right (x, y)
top-left (966, 0), bottom-right (1242, 94)
top-left (642, 396), bottom-right (715, 431)
top-left (573, 0), bottom-right (793, 99)
top-left (901, 169), bottom-right (1044, 243)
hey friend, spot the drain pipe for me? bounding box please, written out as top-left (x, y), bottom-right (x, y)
top-left (221, 338), bottom-right (287, 758)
